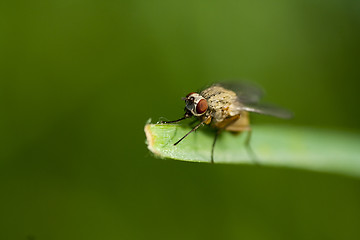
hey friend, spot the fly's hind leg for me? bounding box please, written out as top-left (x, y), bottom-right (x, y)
top-left (243, 129), bottom-right (260, 165)
top-left (224, 113), bottom-right (260, 165)
top-left (228, 127), bottom-right (260, 165)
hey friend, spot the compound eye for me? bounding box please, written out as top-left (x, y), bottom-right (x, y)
top-left (196, 99), bottom-right (208, 115)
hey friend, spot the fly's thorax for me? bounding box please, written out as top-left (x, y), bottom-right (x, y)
top-left (200, 86), bottom-right (239, 122)
top-left (185, 93), bottom-right (208, 116)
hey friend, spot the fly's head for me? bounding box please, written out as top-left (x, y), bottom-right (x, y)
top-left (183, 92), bottom-right (208, 117)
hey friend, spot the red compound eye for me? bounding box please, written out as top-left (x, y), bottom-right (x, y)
top-left (196, 99), bottom-right (208, 114)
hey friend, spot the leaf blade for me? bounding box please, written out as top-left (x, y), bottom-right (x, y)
top-left (145, 122), bottom-right (360, 177)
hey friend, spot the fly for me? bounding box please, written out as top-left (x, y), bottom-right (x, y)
top-left (161, 82), bottom-right (293, 163)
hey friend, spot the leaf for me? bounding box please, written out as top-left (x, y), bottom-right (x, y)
top-left (144, 121), bottom-right (360, 178)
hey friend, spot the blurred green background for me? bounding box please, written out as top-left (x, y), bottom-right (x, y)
top-left (1, 0), bottom-right (360, 239)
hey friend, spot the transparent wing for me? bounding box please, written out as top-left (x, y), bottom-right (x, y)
top-left (213, 81), bottom-right (293, 119)
top-left (240, 103), bottom-right (293, 119)
top-left (216, 81), bottom-right (293, 119)
top-left (217, 81), bottom-right (264, 104)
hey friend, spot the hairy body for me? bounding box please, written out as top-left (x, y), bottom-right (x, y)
top-left (200, 86), bottom-right (250, 131)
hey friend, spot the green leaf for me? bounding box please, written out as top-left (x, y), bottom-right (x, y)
top-left (145, 121), bottom-right (360, 177)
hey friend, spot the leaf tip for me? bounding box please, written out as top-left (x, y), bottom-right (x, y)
top-left (144, 123), bottom-right (160, 156)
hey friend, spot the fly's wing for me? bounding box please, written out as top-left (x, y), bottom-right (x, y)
top-left (240, 103), bottom-right (293, 119)
top-left (217, 81), bottom-right (264, 104)
top-left (217, 82), bottom-right (293, 119)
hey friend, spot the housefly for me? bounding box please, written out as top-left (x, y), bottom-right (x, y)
top-left (161, 82), bottom-right (292, 163)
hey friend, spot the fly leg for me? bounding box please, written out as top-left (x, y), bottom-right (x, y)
top-left (160, 111), bottom-right (192, 124)
top-left (229, 127), bottom-right (260, 165)
top-left (243, 129), bottom-right (260, 165)
top-left (220, 112), bottom-right (259, 165)
top-left (211, 116), bottom-right (240, 164)
top-left (173, 116), bottom-right (211, 146)
top-left (211, 130), bottom-right (221, 164)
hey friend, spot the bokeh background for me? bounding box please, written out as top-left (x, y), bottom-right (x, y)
top-left (1, 0), bottom-right (360, 239)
